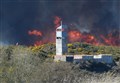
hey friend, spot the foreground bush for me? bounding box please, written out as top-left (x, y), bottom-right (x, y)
top-left (0, 45), bottom-right (120, 83)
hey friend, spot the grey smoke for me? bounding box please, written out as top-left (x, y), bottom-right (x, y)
top-left (0, 0), bottom-right (119, 45)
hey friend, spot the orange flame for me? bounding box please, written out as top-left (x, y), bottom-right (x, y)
top-left (68, 30), bottom-right (120, 46)
top-left (100, 34), bottom-right (119, 46)
top-left (54, 16), bottom-right (61, 28)
top-left (28, 30), bottom-right (42, 36)
top-left (27, 16), bottom-right (120, 47)
top-left (68, 30), bottom-right (81, 42)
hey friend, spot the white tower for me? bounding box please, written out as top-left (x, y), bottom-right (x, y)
top-left (56, 21), bottom-right (68, 55)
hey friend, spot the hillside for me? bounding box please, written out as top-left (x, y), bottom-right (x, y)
top-left (0, 43), bottom-right (120, 83)
top-left (29, 42), bottom-right (120, 61)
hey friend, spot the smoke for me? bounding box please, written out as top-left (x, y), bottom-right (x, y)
top-left (0, 0), bottom-right (119, 45)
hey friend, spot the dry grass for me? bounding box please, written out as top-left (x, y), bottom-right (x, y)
top-left (0, 45), bottom-right (120, 83)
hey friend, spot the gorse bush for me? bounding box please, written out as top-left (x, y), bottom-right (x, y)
top-left (29, 42), bottom-right (120, 61)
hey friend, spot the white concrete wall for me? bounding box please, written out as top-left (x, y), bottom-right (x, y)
top-left (82, 56), bottom-right (93, 60)
top-left (102, 56), bottom-right (113, 63)
top-left (54, 54), bottom-right (113, 64)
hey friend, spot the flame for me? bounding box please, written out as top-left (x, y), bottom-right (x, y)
top-left (28, 29), bottom-right (120, 46)
top-left (27, 16), bottom-right (119, 47)
top-left (28, 29), bottom-right (44, 46)
top-left (68, 30), bottom-right (120, 46)
top-left (34, 40), bottom-right (47, 46)
top-left (54, 16), bottom-right (61, 28)
top-left (100, 34), bottom-right (120, 46)
top-left (68, 30), bottom-right (81, 42)
top-left (28, 30), bottom-right (42, 36)
top-left (34, 41), bottom-right (42, 46)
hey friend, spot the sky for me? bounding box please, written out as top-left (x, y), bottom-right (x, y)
top-left (0, 0), bottom-right (120, 45)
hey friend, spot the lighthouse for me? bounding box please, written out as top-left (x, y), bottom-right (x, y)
top-left (56, 21), bottom-right (68, 55)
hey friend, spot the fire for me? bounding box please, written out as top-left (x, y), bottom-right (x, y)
top-left (68, 30), bottom-right (81, 42)
top-left (34, 41), bottom-right (43, 46)
top-left (68, 30), bottom-right (98, 45)
top-left (89, 35), bottom-right (94, 40)
top-left (27, 16), bottom-right (119, 47)
top-left (68, 30), bottom-right (120, 46)
top-left (28, 30), bottom-right (42, 36)
top-left (83, 34), bottom-right (97, 44)
top-left (28, 29), bottom-right (44, 46)
top-left (100, 34), bottom-right (120, 46)
top-left (34, 40), bottom-right (48, 46)
top-left (54, 16), bottom-right (61, 28)
top-left (28, 29), bottom-right (119, 46)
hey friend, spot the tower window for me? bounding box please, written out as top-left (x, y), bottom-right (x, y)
top-left (57, 37), bottom-right (62, 39)
top-left (57, 29), bottom-right (65, 31)
top-left (57, 29), bottom-right (62, 31)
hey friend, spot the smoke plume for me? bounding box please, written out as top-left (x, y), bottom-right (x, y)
top-left (0, 0), bottom-right (119, 46)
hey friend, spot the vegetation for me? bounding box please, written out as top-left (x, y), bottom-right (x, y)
top-left (67, 42), bottom-right (120, 61)
top-left (29, 42), bottom-right (120, 61)
top-left (0, 43), bottom-right (120, 83)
